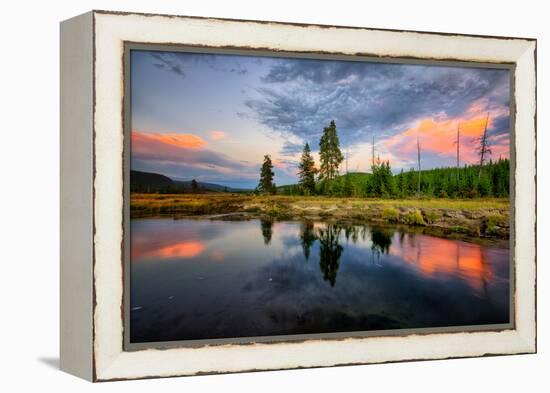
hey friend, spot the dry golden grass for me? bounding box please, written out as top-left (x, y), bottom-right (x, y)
top-left (131, 192), bottom-right (509, 215)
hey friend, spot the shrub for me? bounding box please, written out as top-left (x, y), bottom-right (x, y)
top-left (451, 225), bottom-right (469, 234)
top-left (381, 207), bottom-right (399, 223)
top-left (486, 213), bottom-right (508, 235)
top-left (423, 210), bottom-right (441, 224)
top-left (402, 209), bottom-right (426, 226)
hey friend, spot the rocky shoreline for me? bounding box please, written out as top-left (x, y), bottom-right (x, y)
top-left (130, 194), bottom-right (510, 239)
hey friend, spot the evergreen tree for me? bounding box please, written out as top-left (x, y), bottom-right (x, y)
top-left (318, 120), bottom-right (344, 183)
top-left (396, 169), bottom-right (405, 197)
top-left (297, 143), bottom-right (317, 195)
top-left (392, 158), bottom-right (510, 199)
top-left (406, 168), bottom-right (417, 195)
top-left (367, 159), bottom-right (394, 197)
top-left (257, 155), bottom-right (275, 194)
top-left (342, 174), bottom-right (354, 197)
top-left (191, 178), bottom-right (199, 193)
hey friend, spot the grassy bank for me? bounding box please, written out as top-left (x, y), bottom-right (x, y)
top-left (130, 193), bottom-right (510, 238)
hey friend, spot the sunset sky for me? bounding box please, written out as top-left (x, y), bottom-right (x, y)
top-left (131, 50), bottom-right (511, 189)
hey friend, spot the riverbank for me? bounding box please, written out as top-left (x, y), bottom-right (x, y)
top-left (130, 193), bottom-right (510, 238)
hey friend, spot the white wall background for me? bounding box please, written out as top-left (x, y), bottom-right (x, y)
top-left (0, 0), bottom-right (546, 391)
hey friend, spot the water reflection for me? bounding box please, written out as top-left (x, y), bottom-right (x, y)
top-left (318, 224), bottom-right (343, 287)
top-left (390, 234), bottom-right (494, 295)
top-left (130, 218), bottom-right (510, 343)
top-left (260, 218), bottom-right (273, 245)
top-left (371, 226), bottom-right (393, 259)
top-left (299, 221), bottom-right (316, 261)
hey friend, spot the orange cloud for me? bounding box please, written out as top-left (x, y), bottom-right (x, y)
top-left (133, 131), bottom-right (206, 149)
top-left (383, 110), bottom-right (508, 165)
top-left (209, 131), bottom-right (225, 140)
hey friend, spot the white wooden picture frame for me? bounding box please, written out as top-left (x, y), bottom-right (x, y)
top-left (60, 10), bottom-right (536, 381)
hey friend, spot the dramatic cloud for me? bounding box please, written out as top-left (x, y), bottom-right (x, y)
top-left (245, 59), bottom-right (510, 164)
top-left (280, 141), bottom-right (305, 156)
top-left (150, 52), bottom-right (186, 77)
top-left (139, 132), bottom-right (207, 149)
top-left (132, 50), bottom-right (511, 183)
top-left (132, 131), bottom-right (257, 183)
top-left (149, 51), bottom-right (248, 78)
top-left (384, 102), bottom-right (510, 166)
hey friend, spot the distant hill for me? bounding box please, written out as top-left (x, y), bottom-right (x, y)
top-left (174, 180), bottom-right (250, 193)
top-left (130, 170), bottom-right (250, 193)
top-left (130, 170), bottom-right (175, 193)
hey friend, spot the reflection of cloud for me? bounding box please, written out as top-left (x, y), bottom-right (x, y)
top-left (133, 239), bottom-right (205, 260)
top-left (131, 220), bottom-right (222, 262)
top-left (210, 250), bottom-right (225, 262)
top-left (150, 241), bottom-right (205, 259)
top-left (391, 234), bottom-right (493, 294)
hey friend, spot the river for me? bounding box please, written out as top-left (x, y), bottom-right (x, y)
top-left (129, 217), bottom-right (510, 343)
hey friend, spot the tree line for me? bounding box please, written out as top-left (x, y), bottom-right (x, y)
top-left (257, 120), bottom-right (510, 199)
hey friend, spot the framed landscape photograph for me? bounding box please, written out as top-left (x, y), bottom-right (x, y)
top-left (60, 10), bottom-right (536, 381)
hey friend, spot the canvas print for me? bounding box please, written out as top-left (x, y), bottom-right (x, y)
top-left (128, 48), bottom-right (512, 344)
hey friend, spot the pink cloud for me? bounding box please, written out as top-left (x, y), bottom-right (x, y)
top-left (135, 131), bottom-right (207, 149)
top-left (132, 131), bottom-right (255, 177)
top-left (209, 131), bottom-right (226, 140)
top-left (383, 106), bottom-right (509, 165)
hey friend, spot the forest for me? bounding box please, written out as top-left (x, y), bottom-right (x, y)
top-left (258, 119), bottom-right (510, 199)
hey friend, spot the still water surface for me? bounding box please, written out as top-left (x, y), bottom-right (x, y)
top-left (130, 218), bottom-right (510, 343)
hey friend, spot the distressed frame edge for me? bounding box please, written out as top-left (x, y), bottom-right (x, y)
top-left (512, 40), bottom-right (537, 354)
top-left (91, 8), bottom-right (537, 42)
top-left (59, 11), bottom-right (95, 381)
top-left (90, 11), bottom-right (537, 381)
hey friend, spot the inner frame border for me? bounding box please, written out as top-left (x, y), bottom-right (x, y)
top-left (122, 42), bottom-right (517, 352)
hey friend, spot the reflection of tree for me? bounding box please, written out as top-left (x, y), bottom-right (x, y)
top-left (318, 224), bottom-right (343, 287)
top-left (260, 218), bottom-right (273, 245)
top-left (299, 221), bottom-right (317, 260)
top-left (479, 249), bottom-right (490, 296)
top-left (398, 230), bottom-right (406, 246)
top-left (343, 225), bottom-right (361, 244)
top-left (371, 227), bottom-right (393, 261)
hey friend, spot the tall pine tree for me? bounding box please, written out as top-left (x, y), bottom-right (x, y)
top-left (257, 154), bottom-right (275, 194)
top-left (318, 120), bottom-right (344, 183)
top-left (298, 143), bottom-right (317, 195)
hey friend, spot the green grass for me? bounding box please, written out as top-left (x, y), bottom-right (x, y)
top-left (485, 213), bottom-right (509, 235)
top-left (381, 207), bottom-right (400, 223)
top-left (423, 210), bottom-right (442, 224)
top-left (402, 209), bottom-right (426, 226)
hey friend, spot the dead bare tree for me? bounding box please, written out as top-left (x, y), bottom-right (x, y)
top-left (476, 112), bottom-right (492, 178)
top-left (417, 135), bottom-right (421, 194)
top-left (371, 135), bottom-right (375, 169)
top-left (454, 123), bottom-right (461, 183)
